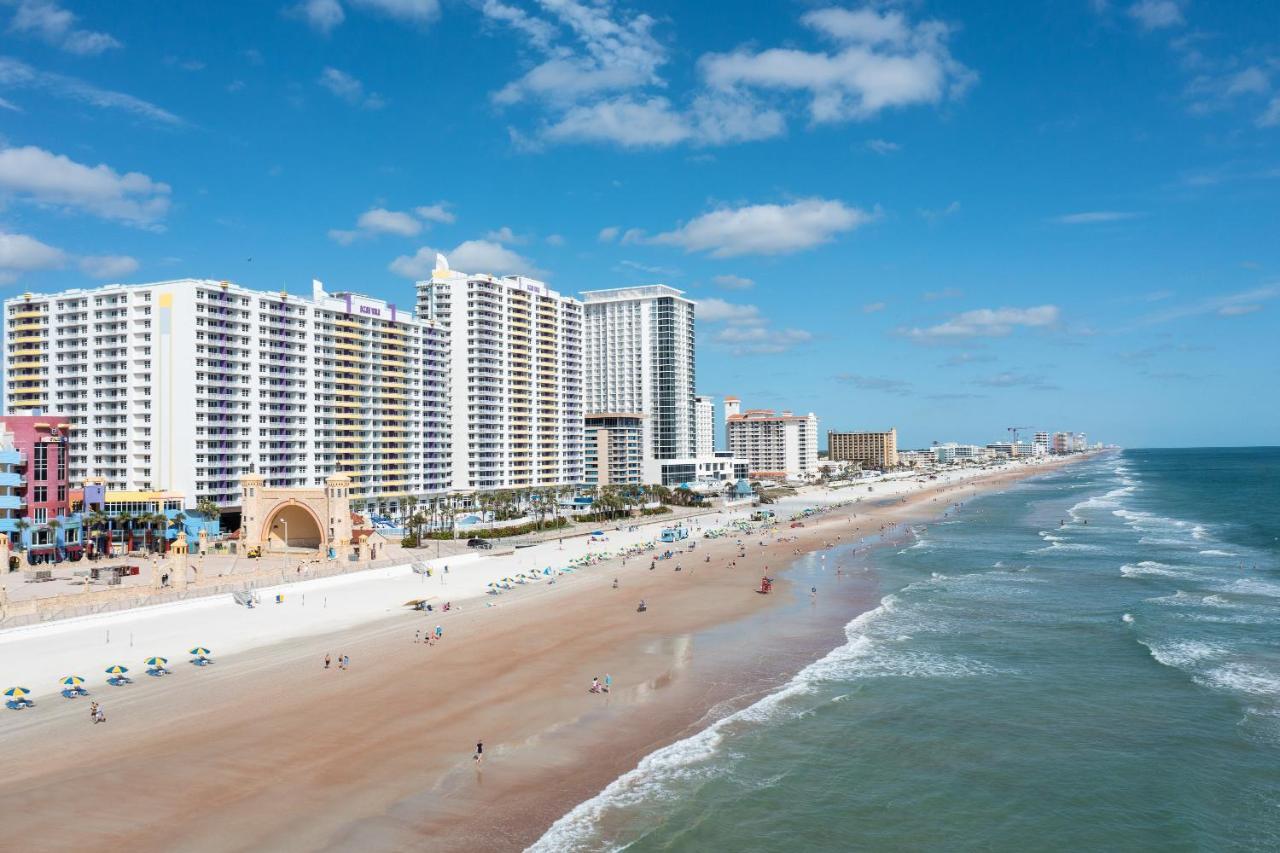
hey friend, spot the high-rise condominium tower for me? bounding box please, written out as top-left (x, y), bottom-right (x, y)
top-left (582, 285), bottom-right (696, 465)
top-left (417, 254), bottom-right (584, 492)
top-left (2, 279), bottom-right (449, 515)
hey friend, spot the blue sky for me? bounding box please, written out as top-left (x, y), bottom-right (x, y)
top-left (1, 0), bottom-right (1277, 448)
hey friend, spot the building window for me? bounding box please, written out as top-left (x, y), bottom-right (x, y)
top-left (33, 486), bottom-right (48, 503)
top-left (34, 508), bottom-right (47, 525)
top-left (57, 444), bottom-right (66, 479)
top-left (34, 443), bottom-right (48, 479)
top-left (57, 485), bottom-right (67, 502)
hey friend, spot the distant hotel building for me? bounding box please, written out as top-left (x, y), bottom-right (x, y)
top-left (725, 398), bottom-right (819, 481)
top-left (828, 428), bottom-right (899, 470)
top-left (932, 442), bottom-right (987, 464)
top-left (695, 395), bottom-right (715, 457)
top-left (584, 412), bottom-right (645, 486)
top-left (418, 255), bottom-right (584, 492)
top-left (3, 279), bottom-right (449, 517)
top-left (582, 285), bottom-right (696, 462)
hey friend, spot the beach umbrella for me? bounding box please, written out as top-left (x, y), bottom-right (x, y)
top-left (144, 657), bottom-right (168, 667)
top-left (60, 676), bottom-right (85, 687)
top-left (189, 647), bottom-right (211, 657)
top-left (4, 687), bottom-right (31, 699)
top-left (105, 665), bottom-right (129, 675)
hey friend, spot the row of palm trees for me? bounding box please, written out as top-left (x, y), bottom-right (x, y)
top-left (80, 510), bottom-right (187, 555)
top-left (395, 482), bottom-right (709, 541)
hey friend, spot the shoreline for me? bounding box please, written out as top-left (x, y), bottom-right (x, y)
top-left (0, 457), bottom-right (1089, 852)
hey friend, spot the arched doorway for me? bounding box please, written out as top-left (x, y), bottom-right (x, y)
top-left (263, 502), bottom-right (323, 553)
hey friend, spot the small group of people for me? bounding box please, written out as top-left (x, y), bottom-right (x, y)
top-left (88, 701), bottom-right (106, 724)
top-left (589, 674), bottom-right (613, 694)
top-left (414, 625), bottom-right (445, 644)
top-left (324, 653), bottom-right (350, 670)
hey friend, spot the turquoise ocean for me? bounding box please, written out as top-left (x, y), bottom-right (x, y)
top-left (530, 448), bottom-right (1280, 852)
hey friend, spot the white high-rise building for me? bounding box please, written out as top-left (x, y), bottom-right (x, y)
top-left (582, 285), bottom-right (696, 463)
top-left (2, 279), bottom-right (449, 515)
top-left (695, 394), bottom-right (715, 456)
top-left (725, 401), bottom-right (819, 481)
top-left (418, 254), bottom-right (583, 492)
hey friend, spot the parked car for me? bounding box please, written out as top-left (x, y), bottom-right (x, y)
top-left (467, 538), bottom-right (494, 549)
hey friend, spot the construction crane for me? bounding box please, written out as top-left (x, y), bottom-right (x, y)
top-left (1007, 426), bottom-right (1035, 444)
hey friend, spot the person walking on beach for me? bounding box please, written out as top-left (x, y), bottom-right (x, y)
top-left (415, 630), bottom-right (420, 644)
top-left (435, 625), bottom-right (443, 641)
top-left (342, 654), bottom-right (350, 669)
top-left (604, 673), bottom-right (612, 693)
top-left (324, 653), bottom-right (331, 669)
top-left (474, 741), bottom-right (484, 763)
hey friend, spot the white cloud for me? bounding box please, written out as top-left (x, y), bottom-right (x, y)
top-left (862, 301), bottom-right (886, 313)
top-left (0, 57), bottom-right (181, 125)
top-left (290, 0), bottom-right (438, 33)
top-left (0, 230), bottom-right (66, 284)
top-left (834, 372), bottom-right (912, 395)
top-left (484, 226), bottom-right (527, 244)
top-left (905, 305), bottom-right (1061, 341)
top-left (865, 138), bottom-right (900, 154)
top-left (698, 297), bottom-right (763, 324)
top-left (1052, 210), bottom-right (1140, 224)
top-left (1219, 303), bottom-right (1262, 316)
top-left (1260, 96), bottom-right (1280, 127)
top-left (700, 6), bottom-right (976, 124)
top-left (920, 200), bottom-right (960, 221)
top-left (698, 296), bottom-right (811, 354)
top-left (712, 274), bottom-right (754, 290)
top-left (7, 0), bottom-right (121, 55)
top-left (414, 202), bottom-right (454, 224)
top-left (348, 0), bottom-right (439, 25)
top-left (972, 372), bottom-right (1059, 390)
top-left (542, 96), bottom-right (692, 148)
top-left (357, 207), bottom-right (420, 236)
top-left (390, 239), bottom-right (542, 278)
top-left (0, 96), bottom-right (18, 111)
top-left (318, 67), bottom-right (385, 109)
top-left (545, 233), bottom-right (565, 246)
top-left (650, 198), bottom-right (877, 258)
top-left (488, 0), bottom-right (664, 107)
top-left (290, 0), bottom-right (344, 33)
top-left (78, 254), bottom-right (138, 279)
top-left (330, 203), bottom-right (451, 244)
top-left (597, 226), bottom-right (620, 243)
top-left (0, 145), bottom-right (171, 227)
top-left (1127, 0), bottom-right (1184, 30)
top-left (712, 325), bottom-right (813, 355)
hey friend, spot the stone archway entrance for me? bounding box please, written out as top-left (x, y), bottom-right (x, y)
top-left (238, 473), bottom-right (353, 557)
top-left (263, 502), bottom-right (323, 552)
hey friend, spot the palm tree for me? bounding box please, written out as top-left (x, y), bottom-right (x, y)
top-left (196, 497), bottom-right (221, 531)
top-left (86, 509), bottom-right (108, 557)
top-left (15, 518), bottom-right (29, 552)
top-left (114, 512), bottom-right (134, 553)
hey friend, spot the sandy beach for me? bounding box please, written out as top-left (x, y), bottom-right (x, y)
top-left (0, 459), bottom-right (1080, 852)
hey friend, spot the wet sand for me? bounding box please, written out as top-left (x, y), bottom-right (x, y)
top-left (0, 462), bottom-right (1078, 852)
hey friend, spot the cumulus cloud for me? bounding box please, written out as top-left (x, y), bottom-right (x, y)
top-left (0, 145), bottom-right (171, 228)
top-left (484, 3), bottom-right (969, 149)
top-left (390, 239), bottom-right (542, 278)
top-left (329, 203), bottom-right (451, 244)
top-left (597, 226), bottom-right (620, 242)
top-left (414, 203), bottom-right (455, 224)
top-left (920, 200), bottom-right (960, 221)
top-left (290, 0), bottom-right (438, 33)
top-left (905, 305), bottom-right (1061, 341)
top-left (1140, 285), bottom-right (1278, 324)
top-left (78, 254), bottom-right (139, 279)
top-left (697, 296), bottom-right (811, 354)
top-left (700, 5), bottom-right (976, 124)
top-left (318, 67), bottom-right (385, 109)
top-left (7, 0), bottom-right (121, 55)
top-left (1127, 0), bottom-right (1184, 30)
top-left (0, 57), bottom-right (182, 125)
top-left (649, 198), bottom-right (876, 258)
top-left (0, 230), bottom-right (66, 284)
top-left (712, 274), bottom-right (754, 290)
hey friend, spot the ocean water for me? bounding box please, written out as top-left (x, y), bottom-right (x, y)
top-left (530, 449), bottom-right (1280, 852)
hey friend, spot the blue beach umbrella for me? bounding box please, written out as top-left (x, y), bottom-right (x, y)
top-left (60, 676), bottom-right (85, 687)
top-left (144, 657), bottom-right (168, 667)
top-left (189, 647), bottom-right (211, 657)
top-left (105, 665), bottom-right (128, 676)
top-left (4, 687), bottom-right (31, 698)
